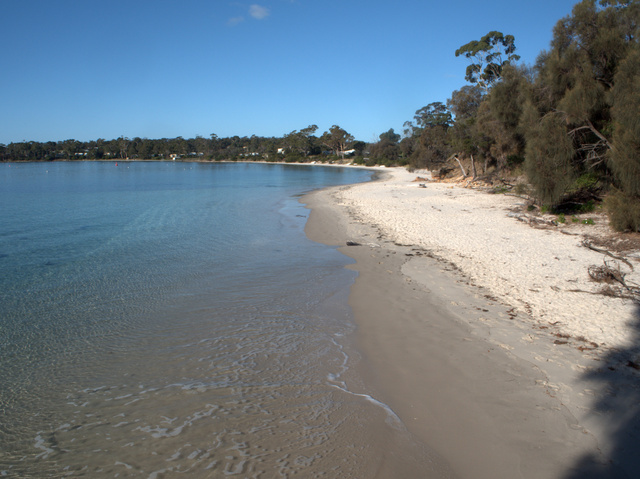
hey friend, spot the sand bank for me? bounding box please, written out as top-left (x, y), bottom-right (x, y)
top-left (304, 167), bottom-right (640, 478)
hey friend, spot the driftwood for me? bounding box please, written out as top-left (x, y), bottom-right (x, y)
top-left (452, 155), bottom-right (467, 178)
top-left (507, 212), bottom-right (558, 228)
top-left (588, 259), bottom-right (640, 301)
top-left (470, 154), bottom-right (477, 180)
top-left (588, 261), bottom-right (627, 284)
top-left (582, 240), bottom-right (633, 270)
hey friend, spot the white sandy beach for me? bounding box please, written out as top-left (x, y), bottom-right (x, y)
top-left (342, 168), bottom-right (640, 351)
top-left (304, 166), bottom-right (640, 478)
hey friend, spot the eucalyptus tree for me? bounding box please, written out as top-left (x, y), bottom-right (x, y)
top-left (455, 31), bottom-right (520, 92)
top-left (283, 125), bottom-right (318, 158)
top-left (321, 125), bottom-right (354, 159)
top-left (476, 64), bottom-right (531, 170)
top-left (404, 102), bottom-right (453, 169)
top-left (369, 128), bottom-right (401, 165)
top-left (447, 85), bottom-right (486, 176)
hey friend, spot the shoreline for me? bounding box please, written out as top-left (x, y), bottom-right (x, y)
top-left (303, 167), bottom-right (639, 478)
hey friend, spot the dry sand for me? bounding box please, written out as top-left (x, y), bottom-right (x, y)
top-left (304, 167), bottom-right (640, 478)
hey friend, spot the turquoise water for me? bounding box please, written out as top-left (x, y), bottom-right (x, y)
top-left (0, 161), bottom-right (444, 478)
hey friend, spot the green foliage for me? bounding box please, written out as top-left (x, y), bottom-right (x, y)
top-left (558, 213), bottom-right (566, 223)
top-left (369, 129), bottom-right (402, 165)
top-left (455, 31), bottom-right (521, 90)
top-left (283, 125), bottom-right (319, 158)
top-left (573, 172), bottom-right (600, 191)
top-left (405, 103), bottom-right (454, 169)
top-left (475, 65), bottom-right (529, 169)
top-left (523, 105), bottom-right (576, 206)
top-left (378, 128), bottom-right (401, 144)
top-left (579, 199), bottom-right (596, 213)
top-left (447, 86), bottom-right (486, 171)
top-left (608, 47), bottom-right (640, 196)
top-left (320, 125), bottom-right (354, 159)
top-left (413, 102), bottom-right (453, 130)
top-left (605, 189), bottom-right (640, 232)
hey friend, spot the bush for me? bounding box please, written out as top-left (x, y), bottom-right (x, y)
top-left (605, 190), bottom-right (640, 232)
top-left (573, 172), bottom-right (600, 191)
top-left (579, 199), bottom-right (596, 213)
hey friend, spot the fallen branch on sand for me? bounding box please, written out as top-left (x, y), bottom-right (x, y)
top-left (507, 212), bottom-right (558, 228)
top-left (587, 259), bottom-right (640, 301)
top-left (582, 239), bottom-right (634, 270)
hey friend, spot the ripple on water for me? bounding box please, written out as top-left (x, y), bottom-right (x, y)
top-left (0, 163), bottom-right (451, 478)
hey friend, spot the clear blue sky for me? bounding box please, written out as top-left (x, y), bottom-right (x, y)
top-left (1, 0), bottom-right (579, 144)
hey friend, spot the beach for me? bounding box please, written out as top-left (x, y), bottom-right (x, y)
top-left (304, 167), bottom-right (640, 478)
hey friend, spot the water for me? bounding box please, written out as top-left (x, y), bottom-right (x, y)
top-left (0, 161), bottom-right (447, 478)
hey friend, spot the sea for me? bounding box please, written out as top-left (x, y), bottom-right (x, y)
top-left (0, 161), bottom-right (449, 478)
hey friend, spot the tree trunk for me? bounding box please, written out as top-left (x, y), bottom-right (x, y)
top-left (454, 155), bottom-right (467, 178)
top-left (471, 154), bottom-right (477, 179)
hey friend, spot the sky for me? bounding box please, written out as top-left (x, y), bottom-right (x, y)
top-left (0, 0), bottom-right (581, 144)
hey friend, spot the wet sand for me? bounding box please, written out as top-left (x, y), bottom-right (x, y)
top-left (303, 168), bottom-right (639, 478)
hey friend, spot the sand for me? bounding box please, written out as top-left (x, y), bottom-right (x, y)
top-left (303, 167), bottom-right (640, 478)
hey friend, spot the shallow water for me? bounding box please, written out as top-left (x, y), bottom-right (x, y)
top-left (0, 161), bottom-right (448, 478)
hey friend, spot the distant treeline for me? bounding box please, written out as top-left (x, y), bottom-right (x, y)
top-left (2, 1), bottom-right (638, 231)
top-left (0, 125), bottom-right (364, 164)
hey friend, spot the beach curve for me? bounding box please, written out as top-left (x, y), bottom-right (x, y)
top-left (303, 166), bottom-right (640, 478)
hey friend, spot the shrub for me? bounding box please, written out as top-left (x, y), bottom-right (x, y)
top-left (605, 190), bottom-right (640, 232)
top-left (558, 213), bottom-right (566, 223)
top-left (579, 200), bottom-right (596, 213)
top-left (573, 172), bottom-right (600, 191)
top-left (523, 107), bottom-right (575, 206)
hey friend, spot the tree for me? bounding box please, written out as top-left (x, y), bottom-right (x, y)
top-left (116, 136), bottom-right (130, 159)
top-left (522, 103), bottom-right (576, 206)
top-left (476, 64), bottom-right (531, 169)
top-left (534, 0), bottom-right (640, 171)
top-left (522, 0), bottom-right (640, 223)
top-left (405, 103), bottom-right (453, 169)
top-left (283, 125), bottom-right (318, 158)
top-left (606, 44), bottom-right (640, 230)
top-left (413, 102), bottom-right (453, 130)
top-left (455, 31), bottom-right (520, 91)
top-left (321, 125), bottom-right (354, 159)
top-left (61, 139), bottom-right (81, 159)
top-left (370, 128), bottom-right (401, 165)
top-left (447, 85), bottom-right (485, 177)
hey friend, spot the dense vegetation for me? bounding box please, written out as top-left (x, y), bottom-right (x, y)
top-left (1, 1), bottom-right (638, 231)
top-left (372, 0), bottom-right (640, 231)
top-left (0, 127), bottom-right (362, 165)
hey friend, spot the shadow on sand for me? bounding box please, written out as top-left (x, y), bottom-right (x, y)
top-left (563, 303), bottom-right (640, 478)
